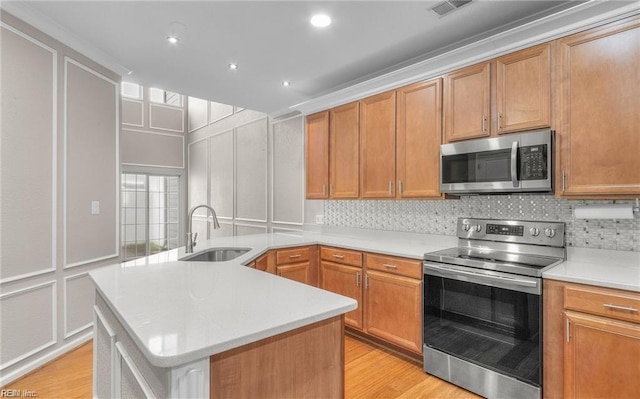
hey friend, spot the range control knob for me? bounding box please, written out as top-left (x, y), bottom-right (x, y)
top-left (544, 228), bottom-right (556, 238)
top-left (474, 224), bottom-right (482, 232)
top-left (462, 223), bottom-right (471, 232)
top-left (529, 227), bottom-right (540, 237)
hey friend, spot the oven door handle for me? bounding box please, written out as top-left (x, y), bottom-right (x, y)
top-left (423, 262), bottom-right (540, 294)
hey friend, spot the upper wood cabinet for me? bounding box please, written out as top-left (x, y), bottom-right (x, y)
top-left (444, 62), bottom-right (491, 142)
top-left (396, 78), bottom-right (443, 198)
top-left (360, 91), bottom-right (397, 198)
top-left (305, 111), bottom-right (329, 199)
top-left (495, 43), bottom-right (551, 134)
top-left (444, 43), bottom-right (551, 142)
top-left (555, 17), bottom-right (640, 197)
top-left (305, 104), bottom-right (359, 199)
top-left (329, 102), bottom-right (360, 198)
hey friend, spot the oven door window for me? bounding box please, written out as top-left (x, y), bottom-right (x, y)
top-left (424, 274), bottom-right (541, 386)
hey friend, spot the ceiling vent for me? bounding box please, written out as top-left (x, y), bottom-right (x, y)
top-left (431, 0), bottom-right (473, 17)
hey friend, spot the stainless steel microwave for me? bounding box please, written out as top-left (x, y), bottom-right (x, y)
top-left (440, 129), bottom-right (553, 194)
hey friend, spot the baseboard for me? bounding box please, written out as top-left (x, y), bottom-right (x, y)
top-left (0, 331), bottom-right (92, 387)
top-left (345, 328), bottom-right (423, 364)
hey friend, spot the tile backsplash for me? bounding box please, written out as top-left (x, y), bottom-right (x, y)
top-left (324, 195), bottom-right (639, 252)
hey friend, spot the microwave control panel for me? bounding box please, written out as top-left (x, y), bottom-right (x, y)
top-left (519, 145), bottom-right (548, 180)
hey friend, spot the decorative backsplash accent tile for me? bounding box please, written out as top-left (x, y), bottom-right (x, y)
top-left (324, 196), bottom-right (640, 252)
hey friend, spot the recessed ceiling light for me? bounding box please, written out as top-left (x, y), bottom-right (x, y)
top-left (167, 36), bottom-right (179, 44)
top-left (310, 14), bottom-right (331, 28)
top-left (282, 81), bottom-right (291, 87)
top-left (228, 63), bottom-right (238, 71)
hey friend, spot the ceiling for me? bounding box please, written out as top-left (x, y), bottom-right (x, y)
top-left (2, 1), bottom-right (633, 115)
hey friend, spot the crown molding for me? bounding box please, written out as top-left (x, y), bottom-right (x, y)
top-left (274, 0), bottom-right (640, 118)
top-left (0, 2), bottom-right (130, 77)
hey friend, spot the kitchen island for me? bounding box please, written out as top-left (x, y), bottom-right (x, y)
top-left (89, 228), bottom-right (456, 398)
top-left (89, 232), bottom-right (365, 399)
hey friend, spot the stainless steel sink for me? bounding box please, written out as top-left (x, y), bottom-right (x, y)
top-left (180, 247), bottom-right (252, 262)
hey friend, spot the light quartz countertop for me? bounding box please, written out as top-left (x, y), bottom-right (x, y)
top-left (90, 226), bottom-right (639, 368)
top-left (542, 246), bottom-right (640, 292)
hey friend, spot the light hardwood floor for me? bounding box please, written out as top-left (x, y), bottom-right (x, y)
top-left (2, 336), bottom-right (480, 398)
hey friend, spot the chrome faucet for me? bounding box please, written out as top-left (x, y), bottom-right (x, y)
top-left (186, 205), bottom-right (220, 253)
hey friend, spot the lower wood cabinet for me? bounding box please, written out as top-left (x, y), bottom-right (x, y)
top-left (544, 279), bottom-right (640, 399)
top-left (275, 246), bottom-right (318, 287)
top-left (364, 269), bottom-right (422, 354)
top-left (363, 254), bottom-right (423, 354)
top-left (277, 262), bottom-right (312, 285)
top-left (321, 260), bottom-right (364, 329)
top-left (252, 245), bottom-right (424, 355)
top-left (319, 246), bottom-right (423, 354)
top-left (563, 310), bottom-right (640, 399)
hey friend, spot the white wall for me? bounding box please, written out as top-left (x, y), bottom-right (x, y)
top-left (187, 99), bottom-right (319, 237)
top-left (0, 12), bottom-right (120, 385)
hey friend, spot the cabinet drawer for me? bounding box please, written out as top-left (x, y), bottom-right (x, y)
top-left (365, 253), bottom-right (422, 280)
top-left (564, 284), bottom-right (640, 324)
top-left (276, 247), bottom-right (311, 265)
top-left (320, 246), bottom-right (362, 267)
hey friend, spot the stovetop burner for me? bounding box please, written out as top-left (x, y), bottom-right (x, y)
top-left (423, 218), bottom-right (566, 277)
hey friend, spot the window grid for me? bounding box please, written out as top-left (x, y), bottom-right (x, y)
top-left (121, 173), bottom-right (179, 261)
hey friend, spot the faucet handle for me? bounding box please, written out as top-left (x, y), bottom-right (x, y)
top-left (192, 232), bottom-right (198, 247)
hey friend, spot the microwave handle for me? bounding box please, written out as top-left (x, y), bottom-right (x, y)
top-left (511, 140), bottom-right (519, 188)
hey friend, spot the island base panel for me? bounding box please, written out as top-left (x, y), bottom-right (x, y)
top-left (210, 315), bottom-right (345, 399)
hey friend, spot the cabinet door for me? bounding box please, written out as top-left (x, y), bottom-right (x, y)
top-left (396, 78), bottom-right (443, 198)
top-left (254, 252), bottom-right (269, 272)
top-left (94, 307), bottom-right (116, 399)
top-left (495, 43), bottom-right (550, 134)
top-left (305, 111), bottom-right (329, 199)
top-left (115, 342), bottom-right (155, 398)
top-left (329, 102), bottom-right (360, 198)
top-left (364, 270), bottom-right (422, 354)
top-left (556, 17), bottom-right (640, 196)
top-left (277, 262), bottom-right (310, 285)
top-left (444, 62), bottom-right (491, 142)
top-left (360, 91), bottom-right (396, 198)
top-left (564, 311), bottom-right (640, 399)
top-left (321, 261), bottom-right (363, 330)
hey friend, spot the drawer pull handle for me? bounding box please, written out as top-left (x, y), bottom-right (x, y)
top-left (356, 272), bottom-right (361, 287)
top-left (603, 303), bottom-right (638, 313)
top-left (383, 263), bottom-right (397, 269)
top-left (289, 254), bottom-right (302, 258)
top-left (332, 254), bottom-right (345, 259)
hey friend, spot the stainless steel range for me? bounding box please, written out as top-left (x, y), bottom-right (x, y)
top-left (422, 218), bottom-right (565, 399)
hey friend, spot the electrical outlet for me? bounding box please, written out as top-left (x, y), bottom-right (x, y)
top-left (91, 201), bottom-right (100, 215)
top-left (315, 215), bottom-right (325, 224)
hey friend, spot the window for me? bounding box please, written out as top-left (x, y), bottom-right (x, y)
top-left (121, 81), bottom-right (143, 99)
top-left (121, 174), bottom-right (180, 261)
top-left (149, 88), bottom-right (183, 107)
